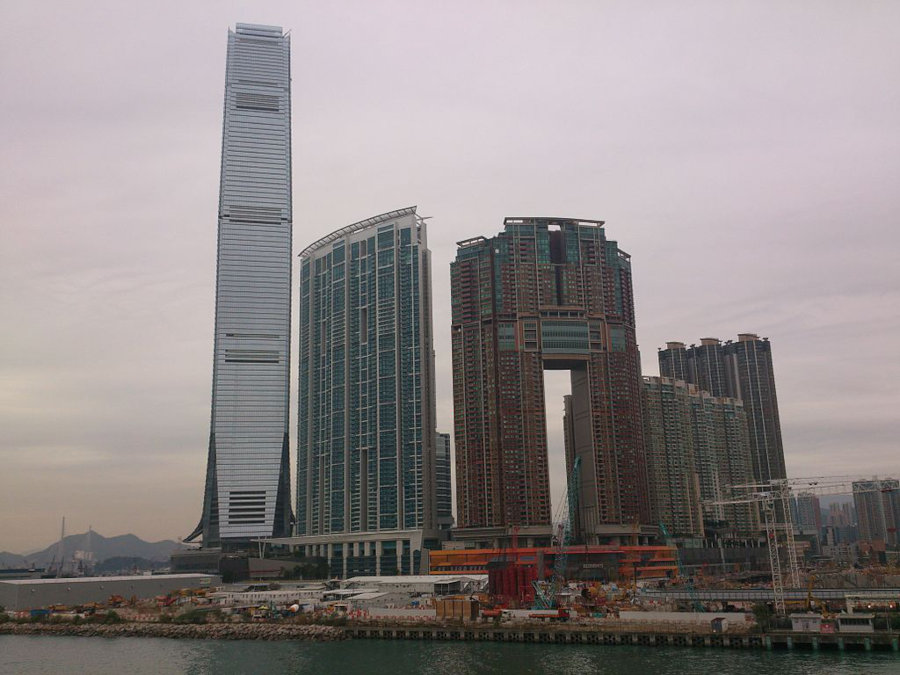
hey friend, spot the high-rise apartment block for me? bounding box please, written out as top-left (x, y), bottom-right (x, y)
top-left (641, 378), bottom-right (704, 538)
top-left (294, 207), bottom-right (438, 575)
top-left (823, 502), bottom-right (857, 550)
top-left (658, 335), bottom-right (787, 486)
top-left (451, 217), bottom-right (649, 545)
top-left (188, 24), bottom-right (293, 547)
top-left (826, 502), bottom-right (855, 529)
top-left (791, 492), bottom-right (822, 534)
top-left (641, 377), bottom-right (757, 537)
top-left (435, 432), bottom-right (453, 529)
top-left (853, 479), bottom-right (900, 547)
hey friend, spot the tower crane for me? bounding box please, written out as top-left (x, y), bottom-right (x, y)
top-left (709, 475), bottom-right (897, 615)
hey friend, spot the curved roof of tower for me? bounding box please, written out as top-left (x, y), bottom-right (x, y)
top-left (299, 206), bottom-right (418, 259)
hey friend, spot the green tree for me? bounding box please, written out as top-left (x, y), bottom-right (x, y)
top-left (751, 603), bottom-right (772, 632)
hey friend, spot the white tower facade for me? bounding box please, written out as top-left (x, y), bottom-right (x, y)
top-left (187, 23), bottom-right (293, 546)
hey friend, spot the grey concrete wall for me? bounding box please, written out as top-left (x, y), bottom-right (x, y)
top-left (620, 611), bottom-right (749, 625)
top-left (0, 575), bottom-right (219, 611)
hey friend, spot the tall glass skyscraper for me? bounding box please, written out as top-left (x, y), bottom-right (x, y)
top-left (187, 24), bottom-right (293, 547)
top-left (295, 207), bottom-right (437, 575)
top-left (435, 432), bottom-right (453, 529)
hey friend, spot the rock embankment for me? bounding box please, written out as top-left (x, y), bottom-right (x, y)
top-left (0, 622), bottom-right (346, 641)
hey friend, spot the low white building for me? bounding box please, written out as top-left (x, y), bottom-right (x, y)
top-left (341, 574), bottom-right (486, 596)
top-left (837, 613), bottom-right (875, 633)
top-left (211, 584), bottom-right (326, 608)
top-left (790, 613), bottom-right (823, 632)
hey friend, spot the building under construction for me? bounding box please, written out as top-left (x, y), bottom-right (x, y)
top-left (429, 545), bottom-right (677, 607)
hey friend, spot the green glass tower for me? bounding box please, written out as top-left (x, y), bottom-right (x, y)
top-left (296, 207), bottom-right (436, 554)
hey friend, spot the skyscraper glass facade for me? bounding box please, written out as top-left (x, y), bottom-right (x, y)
top-left (296, 207), bottom-right (436, 537)
top-left (188, 24), bottom-right (293, 547)
top-left (435, 432), bottom-right (453, 529)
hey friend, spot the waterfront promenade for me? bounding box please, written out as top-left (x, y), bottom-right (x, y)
top-left (347, 623), bottom-right (899, 652)
top-left (3, 619), bottom-right (898, 653)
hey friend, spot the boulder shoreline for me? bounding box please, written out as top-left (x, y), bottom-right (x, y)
top-left (0, 621), bottom-right (347, 641)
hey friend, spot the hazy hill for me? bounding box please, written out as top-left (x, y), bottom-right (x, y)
top-left (0, 532), bottom-right (180, 569)
top-left (0, 552), bottom-right (27, 568)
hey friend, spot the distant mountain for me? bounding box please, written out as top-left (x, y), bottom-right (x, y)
top-left (0, 551), bottom-right (27, 568)
top-left (1, 532), bottom-right (181, 569)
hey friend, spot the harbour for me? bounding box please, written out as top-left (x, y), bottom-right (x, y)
top-left (346, 623), bottom-right (899, 652)
top-left (3, 618), bottom-right (899, 653)
top-left (2, 635), bottom-right (899, 675)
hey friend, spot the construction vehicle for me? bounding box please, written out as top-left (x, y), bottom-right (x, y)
top-left (528, 608), bottom-right (570, 622)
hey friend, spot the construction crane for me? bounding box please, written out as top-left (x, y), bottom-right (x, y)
top-left (709, 479), bottom-right (799, 615)
top-left (533, 456), bottom-right (582, 609)
top-left (710, 475), bottom-right (897, 615)
top-left (658, 521), bottom-right (704, 612)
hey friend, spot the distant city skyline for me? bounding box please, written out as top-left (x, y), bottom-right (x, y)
top-left (2, 2), bottom-right (899, 553)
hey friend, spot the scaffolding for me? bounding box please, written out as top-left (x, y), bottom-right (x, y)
top-left (709, 475), bottom-right (897, 615)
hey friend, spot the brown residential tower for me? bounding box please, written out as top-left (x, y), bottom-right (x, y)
top-left (451, 217), bottom-right (650, 546)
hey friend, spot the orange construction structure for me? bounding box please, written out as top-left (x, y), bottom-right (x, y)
top-left (429, 545), bottom-right (677, 582)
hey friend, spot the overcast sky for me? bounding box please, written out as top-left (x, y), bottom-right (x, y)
top-left (2, 1), bottom-right (898, 553)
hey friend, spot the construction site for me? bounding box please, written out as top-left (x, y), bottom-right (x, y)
top-left (419, 472), bottom-right (900, 634)
top-left (4, 474), bottom-right (898, 652)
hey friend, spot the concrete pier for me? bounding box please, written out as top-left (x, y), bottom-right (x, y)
top-left (345, 625), bottom-right (899, 652)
